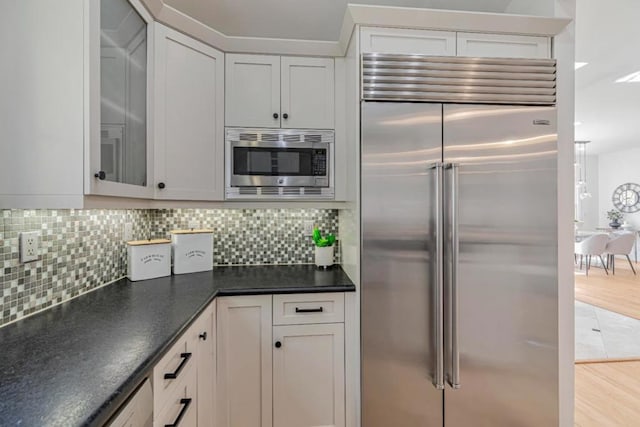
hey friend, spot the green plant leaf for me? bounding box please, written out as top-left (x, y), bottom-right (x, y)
top-left (312, 227), bottom-right (321, 245)
top-left (312, 227), bottom-right (335, 247)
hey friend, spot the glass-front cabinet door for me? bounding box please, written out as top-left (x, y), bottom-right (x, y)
top-left (87, 0), bottom-right (153, 198)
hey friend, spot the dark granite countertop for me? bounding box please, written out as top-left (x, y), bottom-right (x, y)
top-left (0, 265), bottom-right (354, 427)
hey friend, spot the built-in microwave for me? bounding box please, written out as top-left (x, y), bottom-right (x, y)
top-left (225, 128), bottom-right (334, 199)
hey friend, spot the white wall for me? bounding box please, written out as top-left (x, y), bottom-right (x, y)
top-left (598, 147), bottom-right (640, 228)
top-left (505, 0), bottom-right (555, 16)
top-left (575, 154), bottom-right (599, 229)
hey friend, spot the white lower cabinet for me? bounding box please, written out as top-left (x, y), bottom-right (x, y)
top-left (194, 303), bottom-right (216, 427)
top-left (216, 295), bottom-right (273, 427)
top-left (133, 293), bottom-right (346, 427)
top-left (216, 294), bottom-right (346, 427)
top-left (273, 323), bottom-right (345, 427)
top-left (152, 302), bottom-right (215, 427)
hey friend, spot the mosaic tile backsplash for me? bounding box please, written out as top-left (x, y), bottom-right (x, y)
top-left (149, 209), bottom-right (339, 265)
top-left (0, 208), bottom-right (339, 327)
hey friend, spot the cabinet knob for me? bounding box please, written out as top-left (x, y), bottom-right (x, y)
top-left (275, 341), bottom-right (282, 348)
top-left (158, 182), bottom-right (166, 189)
top-left (94, 171), bottom-right (106, 180)
top-left (199, 332), bottom-right (207, 341)
top-left (283, 113), bottom-right (289, 119)
top-left (273, 113), bottom-right (279, 119)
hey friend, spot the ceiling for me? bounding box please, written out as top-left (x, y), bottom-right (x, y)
top-left (163, 0), bottom-right (552, 41)
top-left (575, 0), bottom-right (640, 154)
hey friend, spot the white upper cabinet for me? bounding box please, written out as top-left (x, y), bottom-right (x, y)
top-left (281, 57), bottom-right (335, 129)
top-left (456, 32), bottom-right (550, 58)
top-left (360, 27), bottom-right (551, 59)
top-left (1, 0), bottom-right (85, 208)
top-left (226, 54), bottom-right (335, 130)
top-left (360, 27), bottom-right (456, 56)
top-left (225, 54), bottom-right (281, 128)
top-left (87, 0), bottom-right (155, 199)
top-left (154, 24), bottom-right (224, 201)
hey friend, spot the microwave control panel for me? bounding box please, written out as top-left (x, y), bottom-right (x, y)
top-left (312, 149), bottom-right (327, 176)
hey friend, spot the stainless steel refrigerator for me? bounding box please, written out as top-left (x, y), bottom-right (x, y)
top-left (361, 55), bottom-right (559, 427)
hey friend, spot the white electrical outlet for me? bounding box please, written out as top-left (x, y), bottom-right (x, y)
top-left (303, 221), bottom-right (315, 236)
top-left (188, 220), bottom-right (200, 229)
top-left (123, 223), bottom-right (133, 241)
top-left (20, 231), bottom-right (40, 263)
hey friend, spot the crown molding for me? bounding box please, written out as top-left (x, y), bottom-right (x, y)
top-left (140, 0), bottom-right (342, 56)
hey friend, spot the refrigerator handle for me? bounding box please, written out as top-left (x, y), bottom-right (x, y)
top-left (431, 162), bottom-right (445, 390)
top-left (446, 163), bottom-right (461, 389)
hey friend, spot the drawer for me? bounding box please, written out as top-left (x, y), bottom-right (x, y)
top-left (153, 328), bottom-right (198, 412)
top-left (154, 363), bottom-right (197, 427)
top-left (108, 379), bottom-right (152, 427)
top-left (273, 293), bottom-right (344, 325)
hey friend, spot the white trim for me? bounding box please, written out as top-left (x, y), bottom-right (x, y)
top-left (554, 1), bottom-right (576, 426)
top-left (150, 2), bottom-right (342, 56)
top-left (138, 1), bottom-right (571, 57)
top-left (81, 195), bottom-right (351, 210)
top-left (0, 195), bottom-right (85, 210)
top-left (346, 4), bottom-right (570, 38)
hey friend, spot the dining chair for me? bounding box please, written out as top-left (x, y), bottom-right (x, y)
top-left (574, 233), bottom-right (609, 276)
top-left (604, 232), bottom-right (637, 275)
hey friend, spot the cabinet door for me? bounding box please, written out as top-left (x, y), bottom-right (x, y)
top-left (456, 32), bottom-right (550, 58)
top-left (193, 303), bottom-right (215, 427)
top-left (216, 296), bottom-right (272, 427)
top-left (88, 0), bottom-right (154, 198)
top-left (273, 323), bottom-right (345, 427)
top-left (281, 57), bottom-right (335, 129)
top-left (226, 54), bottom-right (280, 128)
top-left (154, 24), bottom-right (224, 200)
top-left (360, 27), bottom-right (456, 56)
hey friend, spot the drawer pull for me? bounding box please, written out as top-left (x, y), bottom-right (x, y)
top-left (295, 307), bottom-right (324, 313)
top-left (164, 352), bottom-right (192, 380)
top-left (165, 398), bottom-right (192, 427)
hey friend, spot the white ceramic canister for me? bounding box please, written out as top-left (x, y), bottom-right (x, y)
top-left (170, 229), bottom-right (214, 275)
top-left (126, 239), bottom-right (172, 281)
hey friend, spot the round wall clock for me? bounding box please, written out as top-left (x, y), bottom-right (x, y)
top-left (613, 183), bottom-right (640, 213)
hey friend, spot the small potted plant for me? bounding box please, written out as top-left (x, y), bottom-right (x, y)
top-left (607, 209), bottom-right (624, 229)
top-left (312, 226), bottom-right (336, 268)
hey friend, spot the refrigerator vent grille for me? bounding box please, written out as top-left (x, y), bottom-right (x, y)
top-left (362, 53), bottom-right (556, 105)
top-left (226, 129), bottom-right (335, 143)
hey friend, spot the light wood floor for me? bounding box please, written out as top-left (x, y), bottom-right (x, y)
top-left (575, 361), bottom-right (640, 426)
top-left (575, 257), bottom-right (640, 320)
